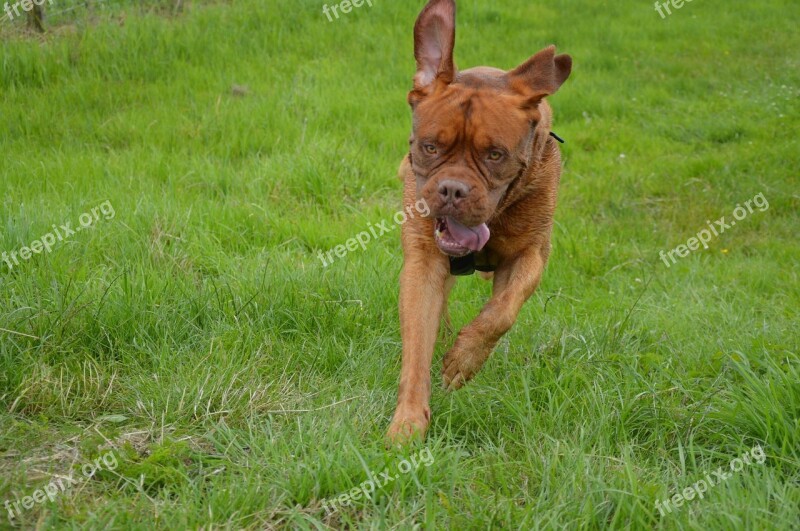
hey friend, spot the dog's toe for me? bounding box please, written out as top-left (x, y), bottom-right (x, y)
top-left (385, 413), bottom-right (428, 446)
top-left (442, 351), bottom-right (472, 391)
top-left (443, 371), bottom-right (465, 392)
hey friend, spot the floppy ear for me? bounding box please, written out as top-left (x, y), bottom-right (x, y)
top-left (508, 45), bottom-right (572, 109)
top-left (410, 0), bottom-right (456, 102)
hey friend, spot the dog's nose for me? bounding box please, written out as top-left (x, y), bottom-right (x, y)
top-left (438, 180), bottom-right (470, 205)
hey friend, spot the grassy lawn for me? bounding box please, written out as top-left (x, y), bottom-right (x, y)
top-left (1, 0), bottom-right (798, 528)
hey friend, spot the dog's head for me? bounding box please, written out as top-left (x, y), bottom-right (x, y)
top-left (408, 0), bottom-right (571, 256)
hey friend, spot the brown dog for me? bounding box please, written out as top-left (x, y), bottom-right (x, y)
top-left (386, 0), bottom-right (572, 443)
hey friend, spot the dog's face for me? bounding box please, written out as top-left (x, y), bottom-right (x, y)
top-left (408, 0), bottom-right (571, 256)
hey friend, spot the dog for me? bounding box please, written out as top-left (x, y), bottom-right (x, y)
top-left (387, 0), bottom-right (572, 443)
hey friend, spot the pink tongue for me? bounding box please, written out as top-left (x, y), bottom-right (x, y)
top-left (446, 217), bottom-right (490, 252)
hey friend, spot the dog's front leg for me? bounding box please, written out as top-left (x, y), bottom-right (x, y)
top-left (386, 240), bottom-right (449, 444)
top-left (442, 246), bottom-right (546, 391)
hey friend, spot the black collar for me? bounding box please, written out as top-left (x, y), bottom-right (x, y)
top-left (450, 253), bottom-right (496, 276)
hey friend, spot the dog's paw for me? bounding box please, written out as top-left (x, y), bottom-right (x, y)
top-left (441, 338), bottom-right (491, 391)
top-left (385, 411), bottom-right (429, 447)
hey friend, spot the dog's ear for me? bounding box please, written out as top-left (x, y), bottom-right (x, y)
top-left (508, 45), bottom-right (572, 109)
top-left (409, 0), bottom-right (456, 105)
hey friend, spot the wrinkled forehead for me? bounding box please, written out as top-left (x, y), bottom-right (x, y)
top-left (414, 84), bottom-right (532, 147)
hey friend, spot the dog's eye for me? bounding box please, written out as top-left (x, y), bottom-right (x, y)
top-left (487, 150), bottom-right (504, 162)
top-left (423, 144), bottom-right (438, 155)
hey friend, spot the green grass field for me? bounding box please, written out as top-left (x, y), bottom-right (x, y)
top-left (1, 0), bottom-right (798, 528)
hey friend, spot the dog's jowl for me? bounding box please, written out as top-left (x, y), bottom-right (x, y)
top-left (387, 0), bottom-right (572, 444)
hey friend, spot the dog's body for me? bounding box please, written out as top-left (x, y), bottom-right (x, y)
top-left (387, 0), bottom-right (572, 443)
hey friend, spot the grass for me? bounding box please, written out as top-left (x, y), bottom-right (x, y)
top-left (0, 0), bottom-right (798, 528)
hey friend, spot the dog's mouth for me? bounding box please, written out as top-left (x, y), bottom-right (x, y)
top-left (434, 217), bottom-right (491, 257)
